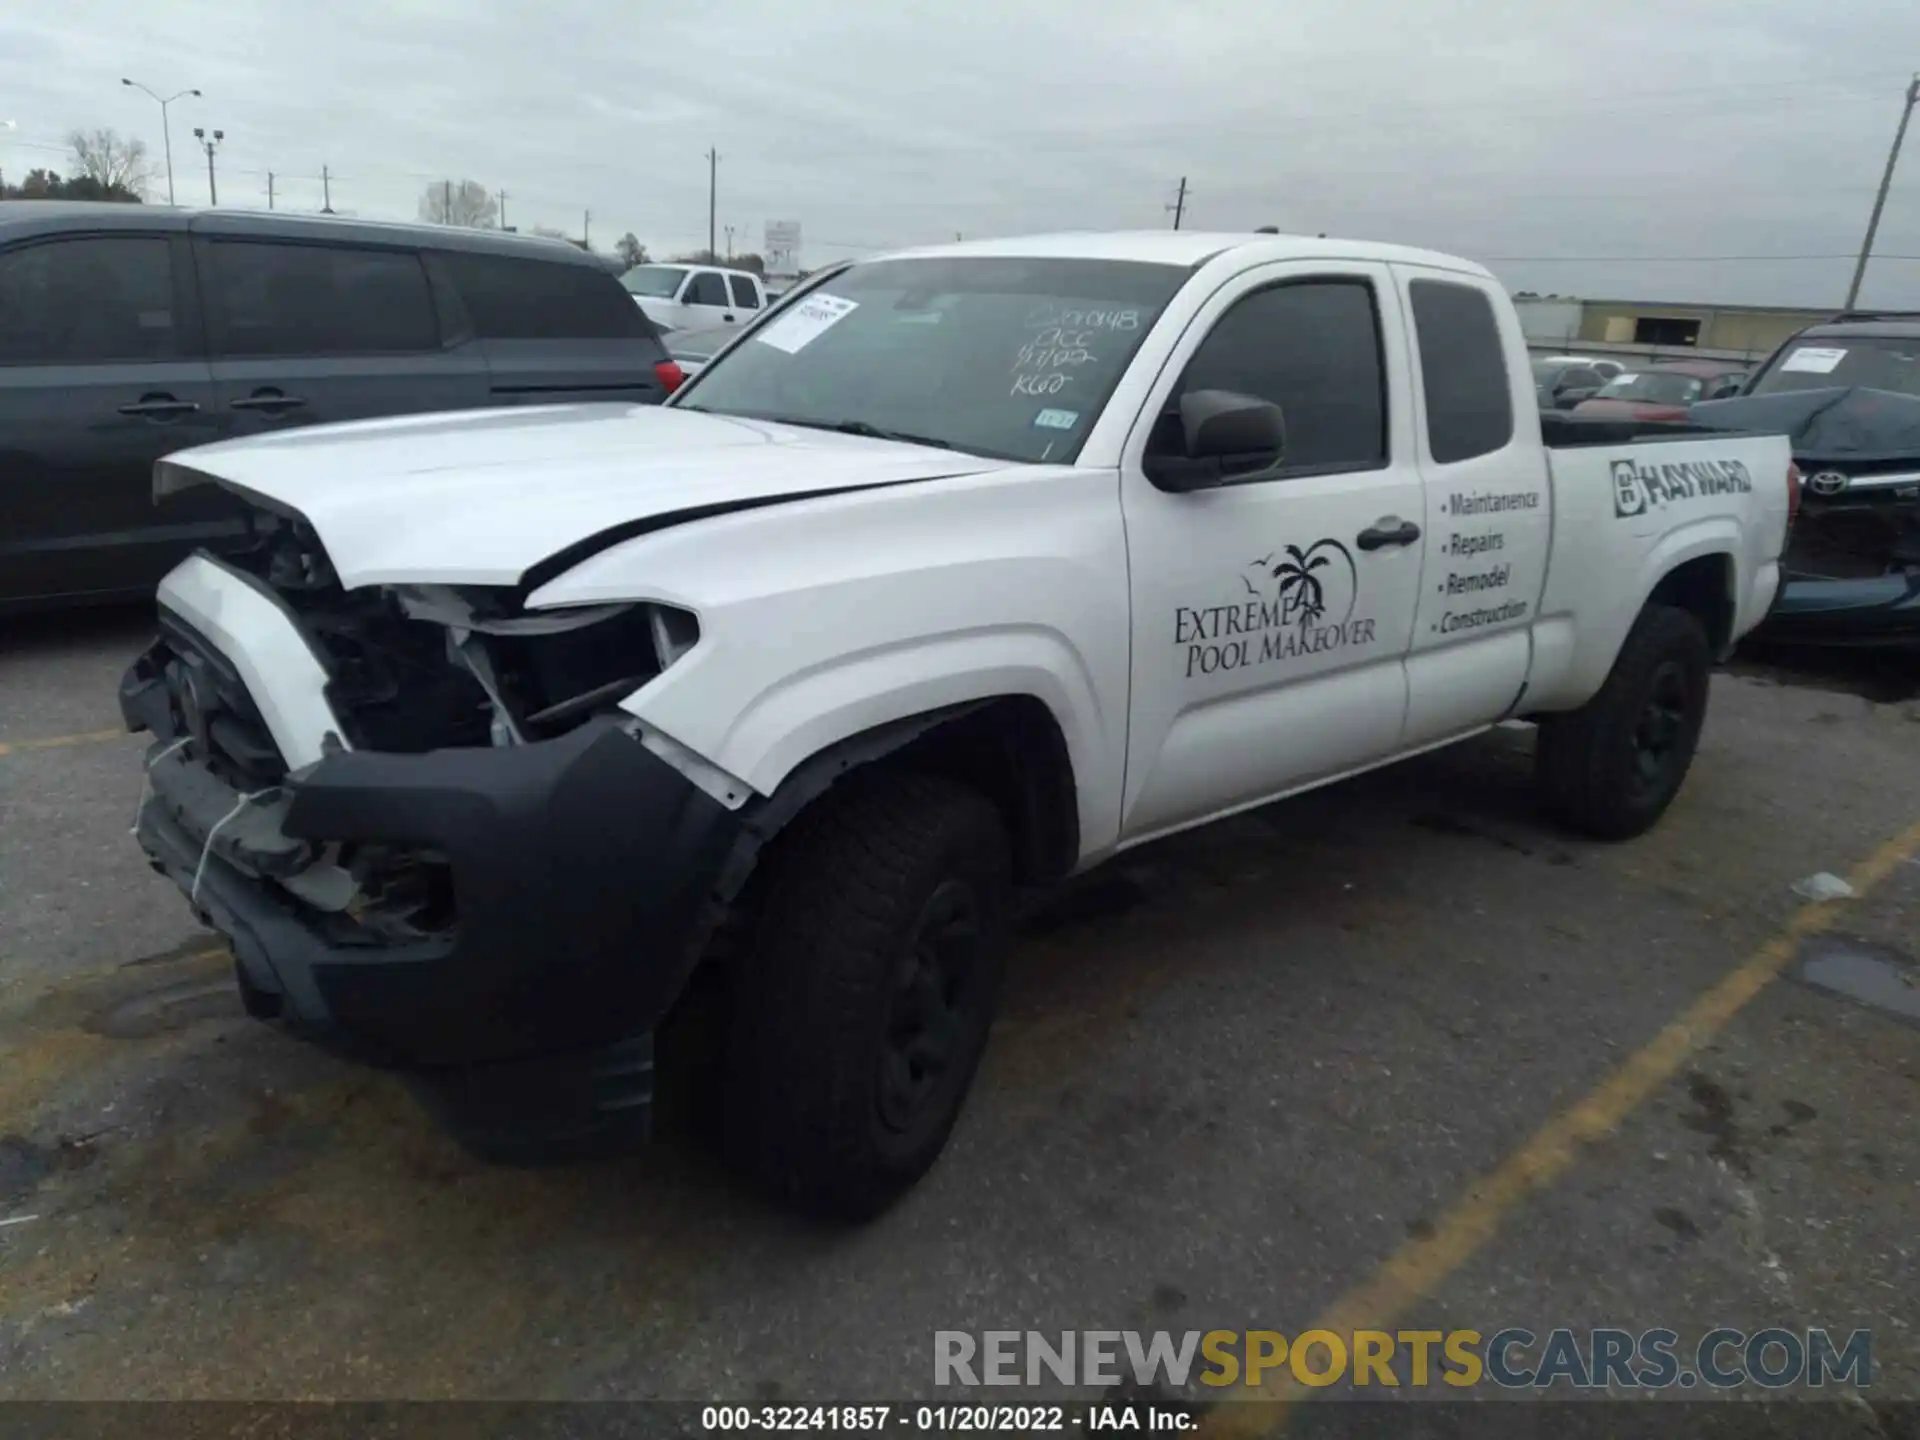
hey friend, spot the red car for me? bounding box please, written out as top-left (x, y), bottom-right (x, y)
top-left (1571, 360), bottom-right (1749, 421)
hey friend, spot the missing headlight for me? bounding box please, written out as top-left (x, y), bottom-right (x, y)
top-left (649, 605), bottom-right (700, 671)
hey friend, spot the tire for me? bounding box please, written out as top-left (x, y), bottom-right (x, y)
top-left (1536, 603), bottom-right (1712, 841)
top-left (726, 771), bottom-right (1011, 1219)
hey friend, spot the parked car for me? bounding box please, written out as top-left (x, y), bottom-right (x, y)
top-left (1535, 353), bottom-right (1624, 381)
top-left (123, 231), bottom-right (1791, 1215)
top-left (1531, 357), bottom-right (1610, 410)
top-left (0, 202), bottom-right (680, 614)
top-left (662, 324), bottom-right (737, 377)
top-left (620, 262), bottom-right (768, 331)
top-left (1693, 312), bottom-right (1920, 647)
top-left (1572, 361), bottom-right (1749, 421)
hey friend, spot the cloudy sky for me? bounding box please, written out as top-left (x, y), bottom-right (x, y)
top-left (4, 0), bottom-right (1917, 306)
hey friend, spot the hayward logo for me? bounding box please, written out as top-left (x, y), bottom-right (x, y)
top-left (1173, 540), bottom-right (1377, 679)
top-left (1611, 456), bottom-right (1754, 519)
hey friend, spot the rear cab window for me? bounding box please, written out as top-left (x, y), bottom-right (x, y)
top-left (728, 274), bottom-right (760, 310)
top-left (1407, 278), bottom-right (1514, 462)
top-left (0, 235), bottom-right (181, 364)
top-left (676, 256), bottom-right (1188, 462)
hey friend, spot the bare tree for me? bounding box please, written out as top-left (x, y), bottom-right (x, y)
top-left (613, 233), bottom-right (648, 270)
top-left (67, 128), bottom-right (156, 200)
top-left (418, 179), bottom-right (498, 228)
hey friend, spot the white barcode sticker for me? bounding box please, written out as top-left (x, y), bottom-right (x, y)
top-left (1780, 346), bottom-right (1846, 374)
top-left (755, 295), bottom-right (858, 355)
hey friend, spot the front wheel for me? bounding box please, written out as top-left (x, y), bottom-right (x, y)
top-left (726, 771), bottom-right (1010, 1219)
top-left (1536, 603), bottom-right (1711, 840)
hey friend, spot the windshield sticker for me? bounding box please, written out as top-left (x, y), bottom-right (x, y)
top-left (1174, 541), bottom-right (1378, 679)
top-left (1611, 373), bottom-right (1639, 385)
top-left (1780, 346), bottom-right (1847, 375)
top-left (755, 294), bottom-right (859, 355)
top-left (1034, 408), bottom-right (1079, 430)
top-left (1610, 456), bottom-right (1754, 519)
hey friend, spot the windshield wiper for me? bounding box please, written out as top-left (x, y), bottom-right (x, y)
top-left (762, 415), bottom-right (957, 451)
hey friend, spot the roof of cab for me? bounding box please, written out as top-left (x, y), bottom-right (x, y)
top-left (873, 230), bottom-right (1495, 278)
top-left (0, 201), bottom-right (608, 267)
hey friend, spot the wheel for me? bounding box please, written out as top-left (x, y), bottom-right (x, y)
top-left (726, 770), bottom-right (1010, 1219)
top-left (1536, 604), bottom-right (1711, 840)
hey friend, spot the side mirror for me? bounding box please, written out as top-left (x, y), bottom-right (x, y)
top-left (1146, 389), bottom-right (1287, 492)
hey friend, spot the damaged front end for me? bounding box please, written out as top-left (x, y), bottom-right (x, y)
top-left (122, 507), bottom-right (748, 1159)
top-left (1694, 385), bottom-right (1920, 649)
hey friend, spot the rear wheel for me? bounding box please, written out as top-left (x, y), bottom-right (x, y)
top-left (1536, 603), bottom-right (1711, 840)
top-left (726, 771), bottom-right (1010, 1219)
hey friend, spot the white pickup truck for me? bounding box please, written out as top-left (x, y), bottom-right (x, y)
top-left (123, 232), bottom-right (1794, 1218)
top-left (620, 261), bottom-right (769, 331)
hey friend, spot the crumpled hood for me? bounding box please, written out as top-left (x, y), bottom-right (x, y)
top-left (1690, 386), bottom-right (1920, 463)
top-left (157, 403), bottom-right (1002, 591)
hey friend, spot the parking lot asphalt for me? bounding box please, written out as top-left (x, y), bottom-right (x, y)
top-left (1, 605), bottom-right (1917, 1415)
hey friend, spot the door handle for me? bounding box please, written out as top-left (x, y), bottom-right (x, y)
top-left (1356, 518), bottom-right (1422, 551)
top-left (722, 313), bottom-right (737, 322)
top-left (230, 391), bottom-right (308, 414)
top-left (118, 395), bottom-right (200, 420)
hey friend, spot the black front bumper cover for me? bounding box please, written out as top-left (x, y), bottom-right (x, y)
top-left (127, 677), bottom-right (746, 1154)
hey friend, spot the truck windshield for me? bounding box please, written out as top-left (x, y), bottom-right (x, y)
top-left (676, 256), bottom-right (1188, 462)
top-left (622, 265), bottom-right (687, 299)
top-left (1748, 336), bottom-right (1920, 398)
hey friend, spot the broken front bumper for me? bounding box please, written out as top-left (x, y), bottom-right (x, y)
top-left (123, 555), bottom-right (745, 1156)
top-left (1758, 569), bottom-right (1920, 649)
top-left (128, 717), bottom-right (740, 1067)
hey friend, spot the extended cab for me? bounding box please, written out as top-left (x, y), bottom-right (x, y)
top-left (122, 233), bottom-right (1794, 1218)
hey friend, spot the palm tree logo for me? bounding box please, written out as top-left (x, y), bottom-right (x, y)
top-left (1272, 544), bottom-right (1332, 627)
top-left (1244, 539), bottom-right (1358, 629)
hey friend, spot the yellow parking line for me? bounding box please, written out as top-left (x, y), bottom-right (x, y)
top-left (1201, 814), bottom-right (1920, 1439)
top-left (0, 728), bottom-right (128, 758)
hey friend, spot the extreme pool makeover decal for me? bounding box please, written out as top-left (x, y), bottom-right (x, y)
top-left (1174, 541), bottom-right (1377, 679)
top-left (1611, 456), bottom-right (1753, 519)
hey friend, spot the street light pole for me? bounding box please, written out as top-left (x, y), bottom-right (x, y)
top-left (193, 127), bottom-right (223, 206)
top-left (706, 148), bottom-right (718, 260)
top-left (1844, 72), bottom-right (1920, 311)
top-left (121, 78), bottom-right (200, 205)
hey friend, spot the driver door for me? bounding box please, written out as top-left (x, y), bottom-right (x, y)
top-left (1117, 262), bottom-right (1427, 842)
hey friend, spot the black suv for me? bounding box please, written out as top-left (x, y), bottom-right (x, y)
top-left (0, 202), bottom-right (680, 612)
top-left (1694, 312), bottom-right (1920, 646)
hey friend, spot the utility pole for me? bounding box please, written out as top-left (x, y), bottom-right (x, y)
top-left (1167, 176), bottom-right (1188, 230)
top-left (267, 171), bottom-right (274, 210)
top-left (1845, 73), bottom-right (1920, 310)
top-left (443, 179), bottom-right (452, 224)
top-left (192, 127), bottom-right (223, 206)
top-left (321, 165), bottom-right (334, 213)
top-left (498, 189), bottom-right (507, 230)
top-left (584, 210), bottom-right (591, 248)
top-left (706, 148), bottom-right (718, 260)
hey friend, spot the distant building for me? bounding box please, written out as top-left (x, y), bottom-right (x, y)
top-left (1513, 294), bottom-right (1833, 364)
